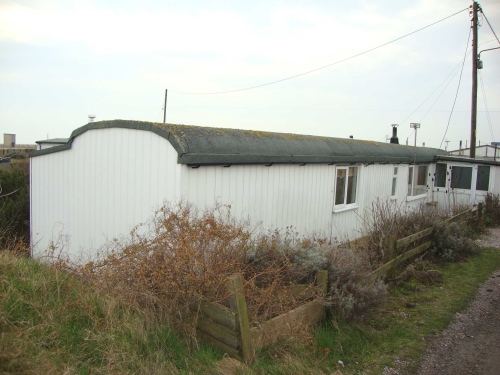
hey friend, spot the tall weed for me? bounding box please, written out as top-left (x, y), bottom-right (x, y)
top-left (75, 201), bottom-right (329, 342)
top-left (483, 192), bottom-right (500, 227)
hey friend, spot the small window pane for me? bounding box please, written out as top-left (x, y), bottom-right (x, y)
top-left (415, 165), bottom-right (428, 195)
top-left (346, 167), bottom-right (357, 204)
top-left (408, 166), bottom-right (414, 195)
top-left (476, 166), bottom-right (490, 191)
top-left (450, 166), bottom-right (472, 189)
top-left (392, 167), bottom-right (398, 196)
top-left (417, 165), bottom-right (427, 185)
top-left (335, 169), bottom-right (346, 205)
top-left (434, 163), bottom-right (447, 187)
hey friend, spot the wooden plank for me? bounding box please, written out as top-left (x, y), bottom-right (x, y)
top-left (250, 300), bottom-right (325, 350)
top-left (286, 284), bottom-right (315, 300)
top-left (370, 241), bottom-right (432, 279)
top-left (196, 330), bottom-right (240, 358)
top-left (196, 301), bottom-right (237, 331)
top-left (197, 316), bottom-right (240, 349)
top-left (445, 208), bottom-right (473, 223)
top-left (396, 227), bottom-right (433, 249)
top-left (228, 274), bottom-right (256, 365)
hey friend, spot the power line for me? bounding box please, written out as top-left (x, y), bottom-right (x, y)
top-left (481, 8), bottom-right (500, 44)
top-left (439, 26), bottom-right (472, 149)
top-left (400, 38), bottom-right (497, 142)
top-left (171, 7), bottom-right (468, 95)
top-left (398, 57), bottom-right (463, 126)
top-left (479, 70), bottom-right (495, 140)
top-left (169, 105), bottom-right (499, 112)
top-left (419, 68), bottom-right (461, 123)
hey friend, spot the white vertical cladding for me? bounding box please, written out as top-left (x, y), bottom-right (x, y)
top-left (493, 166), bottom-right (500, 195)
top-left (183, 164), bottom-right (336, 237)
top-left (31, 128), bottom-right (181, 260)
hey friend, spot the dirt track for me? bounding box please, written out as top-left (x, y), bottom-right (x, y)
top-left (416, 228), bottom-right (500, 375)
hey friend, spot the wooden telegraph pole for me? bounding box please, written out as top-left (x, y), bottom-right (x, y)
top-left (470, 1), bottom-right (478, 159)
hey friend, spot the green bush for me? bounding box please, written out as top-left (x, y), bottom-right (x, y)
top-left (0, 169), bottom-right (29, 250)
top-left (431, 221), bottom-right (480, 262)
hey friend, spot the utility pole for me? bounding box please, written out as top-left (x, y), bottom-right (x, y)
top-left (470, 1), bottom-right (478, 159)
top-left (163, 89), bottom-right (168, 124)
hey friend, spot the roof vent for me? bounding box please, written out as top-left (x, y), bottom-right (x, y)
top-left (390, 124), bottom-right (399, 144)
top-left (88, 114), bottom-right (96, 123)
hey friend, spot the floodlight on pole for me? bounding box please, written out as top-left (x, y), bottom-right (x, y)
top-left (410, 123), bottom-right (420, 166)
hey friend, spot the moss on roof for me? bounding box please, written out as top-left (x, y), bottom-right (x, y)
top-left (31, 119), bottom-right (447, 165)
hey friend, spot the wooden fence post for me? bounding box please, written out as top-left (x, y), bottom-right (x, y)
top-left (316, 270), bottom-right (328, 296)
top-left (385, 237), bottom-right (397, 263)
top-left (478, 202), bottom-right (483, 220)
top-left (227, 274), bottom-right (255, 364)
top-left (385, 237), bottom-right (397, 280)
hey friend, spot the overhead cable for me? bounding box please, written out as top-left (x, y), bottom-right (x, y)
top-left (481, 9), bottom-right (500, 44)
top-left (439, 27), bottom-right (472, 149)
top-left (171, 7), bottom-right (468, 95)
top-left (401, 38), bottom-right (496, 143)
top-left (479, 70), bottom-right (495, 140)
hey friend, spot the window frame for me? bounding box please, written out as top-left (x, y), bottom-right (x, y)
top-left (407, 164), bottom-right (429, 199)
top-left (434, 163), bottom-right (447, 188)
top-left (391, 166), bottom-right (398, 198)
top-left (334, 165), bottom-right (359, 211)
top-left (476, 165), bottom-right (490, 191)
top-left (450, 165), bottom-right (473, 191)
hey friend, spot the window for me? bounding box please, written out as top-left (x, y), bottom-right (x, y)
top-left (408, 165), bottom-right (428, 196)
top-left (434, 163), bottom-right (447, 188)
top-left (335, 166), bottom-right (358, 207)
top-left (391, 166), bottom-right (398, 196)
top-left (450, 166), bottom-right (472, 189)
top-left (476, 166), bottom-right (490, 191)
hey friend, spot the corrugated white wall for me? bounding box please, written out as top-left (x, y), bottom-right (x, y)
top-left (182, 163), bottom-right (429, 241)
top-left (494, 166), bottom-right (500, 195)
top-left (182, 164), bottom-right (337, 238)
top-left (31, 128), bottom-right (182, 260)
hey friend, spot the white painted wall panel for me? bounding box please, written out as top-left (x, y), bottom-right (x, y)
top-left (31, 128), bottom-right (181, 260)
top-left (494, 166), bottom-right (500, 195)
top-left (183, 164), bottom-right (337, 239)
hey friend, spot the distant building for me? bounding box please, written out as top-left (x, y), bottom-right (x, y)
top-left (1, 133), bottom-right (36, 157)
top-left (36, 138), bottom-right (69, 151)
top-left (448, 143), bottom-right (499, 161)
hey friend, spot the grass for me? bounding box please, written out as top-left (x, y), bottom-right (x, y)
top-left (249, 245), bottom-right (500, 374)
top-left (0, 251), bottom-right (221, 375)
top-left (2, 244), bottom-right (499, 374)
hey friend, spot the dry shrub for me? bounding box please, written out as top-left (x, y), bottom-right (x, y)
top-left (327, 245), bottom-right (387, 321)
top-left (483, 193), bottom-right (500, 227)
top-left (75, 201), bottom-right (330, 342)
top-left (363, 199), bottom-right (446, 266)
top-left (243, 230), bottom-right (330, 323)
top-left (402, 264), bottom-right (443, 285)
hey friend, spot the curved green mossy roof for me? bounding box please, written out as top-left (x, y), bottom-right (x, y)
top-left (30, 119), bottom-right (447, 165)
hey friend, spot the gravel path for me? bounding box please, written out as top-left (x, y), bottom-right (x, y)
top-left (416, 227), bottom-right (500, 375)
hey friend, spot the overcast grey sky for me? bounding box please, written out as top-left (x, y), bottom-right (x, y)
top-left (1, 0), bottom-right (499, 149)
